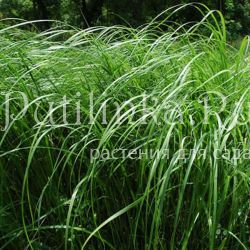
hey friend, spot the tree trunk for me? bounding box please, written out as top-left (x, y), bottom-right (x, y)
top-left (77, 0), bottom-right (104, 27)
top-left (33, 0), bottom-right (50, 30)
top-left (88, 0), bottom-right (104, 25)
top-left (81, 0), bottom-right (90, 26)
top-left (217, 0), bottom-right (226, 14)
top-left (132, 0), bottom-right (144, 24)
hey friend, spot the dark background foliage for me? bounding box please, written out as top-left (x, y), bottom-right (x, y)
top-left (0, 1), bottom-right (249, 38)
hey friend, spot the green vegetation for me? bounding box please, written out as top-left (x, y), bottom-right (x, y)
top-left (0, 0), bottom-right (250, 38)
top-left (0, 6), bottom-right (250, 250)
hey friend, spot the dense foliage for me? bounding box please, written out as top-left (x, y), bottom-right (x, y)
top-left (0, 7), bottom-right (249, 249)
top-left (0, 0), bottom-right (250, 37)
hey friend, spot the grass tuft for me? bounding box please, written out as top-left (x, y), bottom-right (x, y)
top-left (0, 5), bottom-right (250, 250)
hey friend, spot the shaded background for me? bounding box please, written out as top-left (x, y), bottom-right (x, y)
top-left (0, 1), bottom-right (250, 37)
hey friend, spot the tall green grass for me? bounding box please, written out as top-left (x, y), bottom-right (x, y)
top-left (0, 5), bottom-right (250, 250)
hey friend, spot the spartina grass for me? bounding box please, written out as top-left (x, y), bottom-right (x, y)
top-left (0, 4), bottom-right (250, 250)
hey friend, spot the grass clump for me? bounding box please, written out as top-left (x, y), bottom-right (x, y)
top-left (0, 6), bottom-right (250, 250)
